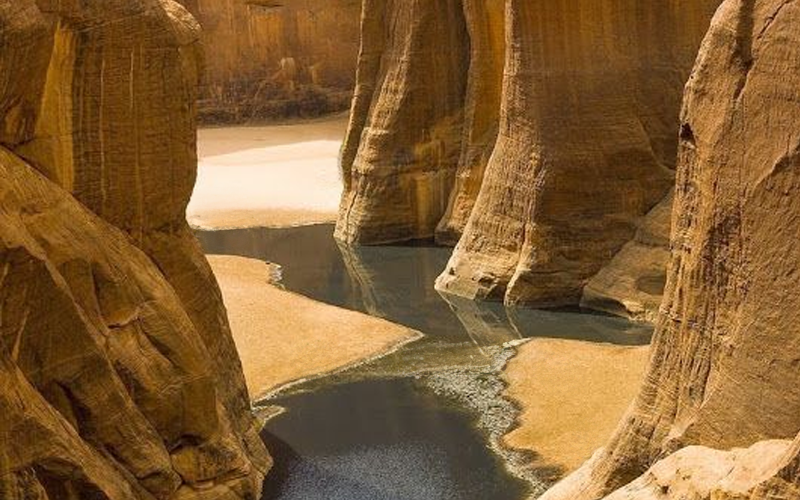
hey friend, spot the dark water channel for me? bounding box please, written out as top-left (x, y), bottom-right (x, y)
top-left (197, 224), bottom-right (652, 500)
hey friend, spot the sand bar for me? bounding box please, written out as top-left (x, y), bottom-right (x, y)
top-left (208, 255), bottom-right (422, 399)
top-left (502, 339), bottom-right (649, 476)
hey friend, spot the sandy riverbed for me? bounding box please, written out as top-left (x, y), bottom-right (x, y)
top-left (189, 115), bottom-right (347, 230)
top-left (502, 339), bottom-right (649, 477)
top-left (208, 255), bottom-right (422, 400)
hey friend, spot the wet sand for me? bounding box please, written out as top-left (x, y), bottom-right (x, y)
top-left (189, 116), bottom-right (347, 230)
top-left (502, 339), bottom-right (649, 477)
top-left (208, 255), bottom-right (422, 399)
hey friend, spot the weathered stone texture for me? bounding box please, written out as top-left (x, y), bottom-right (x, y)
top-left (337, 0), bottom-right (718, 313)
top-left (435, 0), bottom-right (505, 246)
top-left (541, 0), bottom-right (800, 497)
top-left (0, 1), bottom-right (269, 498)
top-left (436, 0), bottom-right (719, 307)
top-left (177, 0), bottom-right (361, 123)
top-left (580, 192), bottom-right (673, 323)
top-left (335, 0), bottom-right (470, 244)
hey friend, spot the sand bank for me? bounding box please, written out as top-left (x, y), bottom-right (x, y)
top-left (189, 116), bottom-right (347, 230)
top-left (208, 255), bottom-right (422, 400)
top-left (502, 339), bottom-right (649, 477)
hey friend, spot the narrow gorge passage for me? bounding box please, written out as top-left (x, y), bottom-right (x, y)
top-left (197, 224), bottom-right (653, 499)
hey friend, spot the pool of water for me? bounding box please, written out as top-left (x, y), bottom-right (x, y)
top-left (260, 378), bottom-right (528, 500)
top-left (197, 224), bottom-right (652, 500)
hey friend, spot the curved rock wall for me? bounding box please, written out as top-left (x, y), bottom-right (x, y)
top-left (336, 0), bottom-right (719, 312)
top-left (434, 0), bottom-right (505, 246)
top-left (0, 1), bottom-right (268, 499)
top-left (335, 0), bottom-right (470, 244)
top-left (436, 0), bottom-right (719, 307)
top-left (541, 0), bottom-right (800, 497)
top-left (177, 0), bottom-right (361, 123)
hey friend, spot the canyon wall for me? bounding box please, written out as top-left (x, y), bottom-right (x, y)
top-left (177, 0), bottom-right (361, 124)
top-left (0, 1), bottom-right (269, 499)
top-left (541, 0), bottom-right (800, 498)
top-left (336, 0), bottom-right (720, 312)
top-left (335, 0), bottom-right (470, 244)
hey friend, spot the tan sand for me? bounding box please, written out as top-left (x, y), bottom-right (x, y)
top-left (208, 255), bottom-right (422, 399)
top-left (503, 339), bottom-right (649, 475)
top-left (188, 115), bottom-right (347, 230)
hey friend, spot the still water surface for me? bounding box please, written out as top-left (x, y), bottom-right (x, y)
top-left (197, 225), bottom-right (651, 500)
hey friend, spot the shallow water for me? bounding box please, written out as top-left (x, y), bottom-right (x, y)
top-left (260, 378), bottom-right (529, 500)
top-left (197, 224), bottom-right (652, 500)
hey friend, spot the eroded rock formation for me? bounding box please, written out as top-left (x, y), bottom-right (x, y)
top-left (336, 0), bottom-right (719, 312)
top-left (335, 0), bottom-right (470, 244)
top-left (436, 0), bottom-right (720, 307)
top-left (177, 0), bottom-right (361, 123)
top-left (541, 0), bottom-right (800, 498)
top-left (0, 1), bottom-right (269, 498)
top-left (580, 193), bottom-right (673, 323)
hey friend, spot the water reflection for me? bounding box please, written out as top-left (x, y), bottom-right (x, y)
top-left (197, 224), bottom-right (653, 500)
top-left (196, 224), bottom-right (652, 355)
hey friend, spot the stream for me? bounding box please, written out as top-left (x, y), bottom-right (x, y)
top-left (197, 224), bottom-right (652, 500)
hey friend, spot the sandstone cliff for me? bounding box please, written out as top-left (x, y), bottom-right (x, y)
top-left (336, 0), bottom-right (719, 313)
top-left (580, 193), bottom-right (673, 323)
top-left (0, 1), bottom-right (268, 499)
top-left (177, 0), bottom-right (360, 123)
top-left (541, 0), bottom-right (800, 498)
top-left (335, 0), bottom-right (470, 244)
top-left (436, 0), bottom-right (720, 307)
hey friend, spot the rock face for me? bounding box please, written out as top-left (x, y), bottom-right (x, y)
top-left (540, 0), bottom-right (800, 498)
top-left (436, 0), bottom-right (719, 307)
top-left (336, 0), bottom-right (719, 311)
top-left (434, 0), bottom-right (505, 246)
top-left (580, 193), bottom-right (673, 323)
top-left (602, 438), bottom-right (800, 500)
top-left (177, 0), bottom-right (361, 124)
top-left (335, 0), bottom-right (470, 244)
top-left (0, 1), bottom-right (269, 499)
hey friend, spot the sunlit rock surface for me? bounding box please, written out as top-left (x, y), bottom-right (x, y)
top-left (336, 0), bottom-right (719, 314)
top-left (435, 0), bottom-right (505, 246)
top-left (541, 0), bottom-right (800, 498)
top-left (436, 0), bottom-right (720, 307)
top-left (335, 0), bottom-right (470, 244)
top-left (0, 1), bottom-right (268, 498)
top-left (177, 0), bottom-right (361, 123)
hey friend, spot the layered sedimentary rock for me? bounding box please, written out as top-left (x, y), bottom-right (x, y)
top-left (177, 0), bottom-right (361, 123)
top-left (541, 1), bottom-right (800, 498)
top-left (337, 0), bottom-right (719, 311)
top-left (603, 436), bottom-right (800, 499)
top-left (437, 0), bottom-right (720, 307)
top-left (0, 1), bottom-right (269, 498)
top-left (335, 0), bottom-right (470, 244)
top-left (434, 0), bottom-right (505, 245)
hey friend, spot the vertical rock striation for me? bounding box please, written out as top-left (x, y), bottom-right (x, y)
top-left (335, 0), bottom-right (470, 244)
top-left (0, 1), bottom-right (269, 498)
top-left (434, 0), bottom-right (505, 246)
top-left (436, 0), bottom-right (719, 307)
top-left (177, 0), bottom-right (361, 123)
top-left (580, 193), bottom-right (674, 322)
top-left (541, 0), bottom-right (800, 497)
top-left (337, 0), bottom-right (719, 313)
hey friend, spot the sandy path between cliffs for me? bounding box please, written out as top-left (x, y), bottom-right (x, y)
top-left (188, 115), bottom-right (347, 230)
